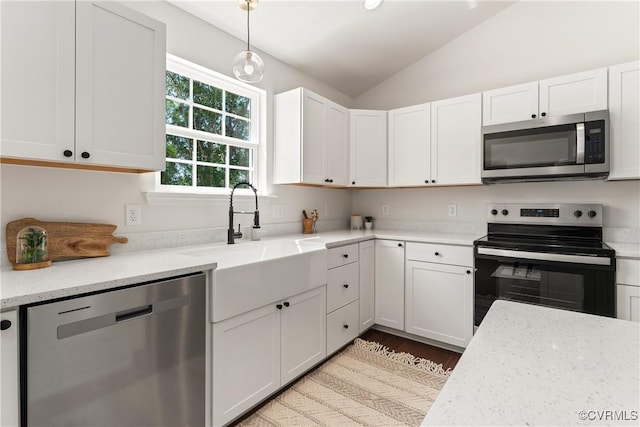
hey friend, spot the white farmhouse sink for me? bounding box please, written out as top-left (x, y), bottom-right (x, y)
top-left (181, 239), bottom-right (327, 322)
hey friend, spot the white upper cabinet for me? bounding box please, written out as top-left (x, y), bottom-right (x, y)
top-left (387, 103), bottom-right (431, 186)
top-left (482, 68), bottom-right (608, 126)
top-left (430, 93), bottom-right (482, 185)
top-left (1, 1), bottom-right (166, 172)
top-left (608, 61), bottom-right (640, 180)
top-left (349, 110), bottom-right (387, 187)
top-left (274, 88), bottom-right (349, 186)
top-left (482, 82), bottom-right (538, 125)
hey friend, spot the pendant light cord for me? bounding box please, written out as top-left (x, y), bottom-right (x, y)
top-left (246, 0), bottom-right (251, 51)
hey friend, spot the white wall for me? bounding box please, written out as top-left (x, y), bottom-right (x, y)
top-left (352, 0), bottom-right (640, 233)
top-left (0, 1), bottom-right (354, 251)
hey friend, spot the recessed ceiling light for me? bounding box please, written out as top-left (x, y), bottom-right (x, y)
top-left (362, 0), bottom-right (383, 11)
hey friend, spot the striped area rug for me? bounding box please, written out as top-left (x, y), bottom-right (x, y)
top-left (236, 338), bottom-right (451, 427)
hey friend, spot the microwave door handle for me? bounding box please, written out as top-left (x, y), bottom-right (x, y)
top-left (576, 123), bottom-right (585, 164)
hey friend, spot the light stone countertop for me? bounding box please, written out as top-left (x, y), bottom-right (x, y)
top-left (0, 229), bottom-right (481, 309)
top-left (607, 242), bottom-right (640, 259)
top-left (422, 300), bottom-right (640, 426)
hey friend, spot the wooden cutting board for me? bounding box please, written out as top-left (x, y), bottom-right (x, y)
top-left (6, 218), bottom-right (128, 265)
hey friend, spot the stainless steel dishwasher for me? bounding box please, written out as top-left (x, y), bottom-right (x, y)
top-left (23, 272), bottom-right (206, 427)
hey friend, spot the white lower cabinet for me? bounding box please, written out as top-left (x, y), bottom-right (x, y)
top-left (359, 240), bottom-right (375, 332)
top-left (212, 286), bottom-right (326, 426)
top-left (1, 310), bottom-right (19, 427)
top-left (375, 240), bottom-right (405, 330)
top-left (327, 300), bottom-right (359, 355)
top-left (405, 261), bottom-right (473, 347)
top-left (616, 258), bottom-right (640, 322)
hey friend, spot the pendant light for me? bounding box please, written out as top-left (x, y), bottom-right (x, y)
top-left (232, 0), bottom-right (264, 83)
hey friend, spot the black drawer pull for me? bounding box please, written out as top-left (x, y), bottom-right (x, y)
top-left (343, 284), bottom-right (349, 289)
top-left (283, 301), bottom-right (290, 307)
top-left (434, 251), bottom-right (440, 256)
top-left (343, 324), bottom-right (349, 329)
top-left (466, 270), bottom-right (471, 274)
top-left (397, 243), bottom-right (403, 247)
top-left (343, 254), bottom-right (349, 259)
top-left (276, 304), bottom-right (283, 310)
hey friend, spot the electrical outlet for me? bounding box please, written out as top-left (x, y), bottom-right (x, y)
top-left (382, 205), bottom-right (390, 216)
top-left (448, 204), bottom-right (457, 217)
top-left (273, 204), bottom-right (284, 218)
top-left (125, 204), bottom-right (141, 226)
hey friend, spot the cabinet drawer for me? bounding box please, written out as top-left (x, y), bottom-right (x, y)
top-left (326, 300), bottom-right (358, 356)
top-left (617, 259), bottom-right (640, 286)
top-left (327, 244), bottom-right (358, 268)
top-left (327, 262), bottom-right (359, 313)
top-left (405, 242), bottom-right (473, 266)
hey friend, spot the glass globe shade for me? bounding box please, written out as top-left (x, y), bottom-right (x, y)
top-left (232, 50), bottom-right (264, 83)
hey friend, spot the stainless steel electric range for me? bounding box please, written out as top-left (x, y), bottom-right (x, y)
top-left (473, 203), bottom-right (616, 327)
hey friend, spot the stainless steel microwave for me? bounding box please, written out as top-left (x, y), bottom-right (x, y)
top-left (481, 110), bottom-right (609, 183)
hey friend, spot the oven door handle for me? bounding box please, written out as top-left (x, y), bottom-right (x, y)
top-left (476, 247), bottom-right (611, 266)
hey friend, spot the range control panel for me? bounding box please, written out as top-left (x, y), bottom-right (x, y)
top-left (487, 203), bottom-right (603, 226)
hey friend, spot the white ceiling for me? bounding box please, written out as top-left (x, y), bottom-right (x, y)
top-left (169, 0), bottom-right (516, 98)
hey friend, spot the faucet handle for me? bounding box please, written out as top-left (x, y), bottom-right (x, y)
top-left (234, 223), bottom-right (243, 239)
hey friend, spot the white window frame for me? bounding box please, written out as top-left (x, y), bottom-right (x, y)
top-left (154, 54), bottom-right (266, 198)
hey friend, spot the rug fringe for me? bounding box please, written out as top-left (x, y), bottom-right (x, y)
top-left (353, 338), bottom-right (452, 377)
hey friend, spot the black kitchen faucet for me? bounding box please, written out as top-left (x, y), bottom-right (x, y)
top-left (228, 181), bottom-right (260, 244)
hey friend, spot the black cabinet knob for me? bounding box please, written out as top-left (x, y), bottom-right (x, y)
top-left (276, 304), bottom-right (283, 310)
top-left (283, 301), bottom-right (290, 307)
top-left (531, 114), bottom-right (537, 119)
top-left (574, 210), bottom-right (583, 218)
top-left (490, 209), bottom-right (498, 216)
top-left (343, 324), bottom-right (349, 329)
top-left (0, 320), bottom-right (11, 330)
top-left (397, 243), bottom-right (403, 247)
top-left (431, 179), bottom-right (436, 183)
top-left (63, 150), bottom-right (73, 157)
top-left (541, 112), bottom-right (547, 117)
top-left (434, 251), bottom-right (440, 256)
top-left (343, 254), bottom-right (349, 259)
top-left (501, 209), bottom-right (509, 216)
top-left (343, 284), bottom-right (349, 289)
top-left (466, 270), bottom-right (471, 275)
top-left (424, 180), bottom-right (429, 184)
top-left (324, 179), bottom-right (330, 183)
top-left (588, 210), bottom-right (597, 218)
top-left (329, 179), bottom-right (334, 183)
top-left (81, 151), bottom-right (90, 159)
top-left (352, 181), bottom-right (356, 185)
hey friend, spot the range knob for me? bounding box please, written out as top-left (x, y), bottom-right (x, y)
top-left (501, 209), bottom-right (509, 216)
top-left (574, 210), bottom-right (583, 218)
top-left (588, 210), bottom-right (597, 218)
top-left (490, 209), bottom-right (498, 216)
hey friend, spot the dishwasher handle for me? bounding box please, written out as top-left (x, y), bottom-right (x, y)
top-left (116, 305), bottom-right (152, 322)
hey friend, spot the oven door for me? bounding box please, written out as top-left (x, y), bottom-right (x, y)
top-left (474, 247), bottom-right (615, 327)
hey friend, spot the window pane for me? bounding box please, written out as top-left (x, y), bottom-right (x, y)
top-left (166, 100), bottom-right (189, 127)
top-left (193, 107), bottom-right (221, 134)
top-left (194, 80), bottom-right (222, 110)
top-left (230, 169), bottom-right (250, 187)
top-left (225, 116), bottom-right (251, 140)
top-left (226, 92), bottom-right (251, 118)
top-left (166, 71), bottom-right (190, 100)
top-left (166, 135), bottom-right (192, 160)
top-left (161, 162), bottom-right (192, 186)
top-left (197, 140), bottom-right (226, 164)
top-left (197, 165), bottom-right (225, 187)
top-left (230, 146), bottom-right (250, 167)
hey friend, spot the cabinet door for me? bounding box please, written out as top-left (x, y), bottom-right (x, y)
top-left (405, 261), bottom-right (473, 348)
top-left (608, 61), bottom-right (640, 180)
top-left (375, 240), bottom-right (405, 330)
top-left (325, 103), bottom-right (350, 186)
top-left (539, 68), bottom-right (608, 117)
top-left (0, 1), bottom-right (75, 163)
top-left (0, 310), bottom-right (19, 427)
top-left (431, 93), bottom-right (482, 185)
top-left (617, 284), bottom-right (640, 322)
top-left (301, 91), bottom-right (327, 184)
top-left (388, 103), bottom-right (431, 186)
top-left (359, 240), bottom-right (375, 333)
top-left (482, 82), bottom-right (539, 125)
top-left (212, 304), bottom-right (280, 426)
top-left (281, 287), bottom-right (326, 385)
top-left (350, 110), bottom-right (387, 187)
top-left (76, 1), bottom-right (166, 170)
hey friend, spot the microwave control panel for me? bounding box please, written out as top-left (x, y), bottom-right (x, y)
top-left (585, 120), bottom-right (606, 164)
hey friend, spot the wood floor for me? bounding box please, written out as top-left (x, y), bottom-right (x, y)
top-left (360, 328), bottom-right (462, 371)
